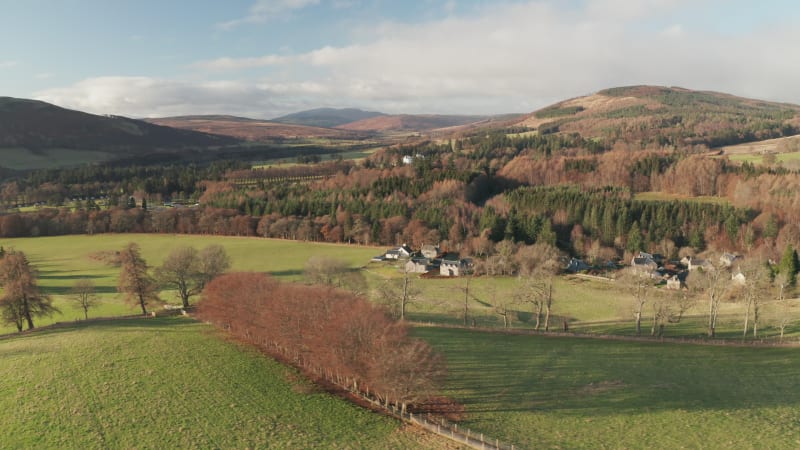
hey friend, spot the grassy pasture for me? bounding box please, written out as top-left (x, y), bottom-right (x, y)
top-left (0, 234), bottom-right (381, 333)
top-left (0, 147), bottom-right (114, 170)
top-left (415, 326), bottom-right (800, 449)
top-left (4, 233), bottom-right (797, 340)
top-left (0, 317), bottom-right (438, 449)
top-left (365, 262), bottom-right (800, 340)
top-left (727, 150), bottom-right (800, 165)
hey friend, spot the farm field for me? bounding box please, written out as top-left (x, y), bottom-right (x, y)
top-left (0, 317), bottom-right (442, 449)
top-left (0, 234), bottom-right (381, 334)
top-left (3, 234), bottom-right (799, 340)
top-left (365, 262), bottom-right (800, 340)
top-left (415, 326), bottom-right (800, 449)
top-left (0, 147), bottom-right (114, 170)
top-left (726, 150), bottom-right (800, 165)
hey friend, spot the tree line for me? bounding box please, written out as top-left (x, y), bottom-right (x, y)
top-left (197, 272), bottom-right (447, 414)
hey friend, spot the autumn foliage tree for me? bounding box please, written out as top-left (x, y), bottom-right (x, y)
top-left (117, 243), bottom-right (159, 315)
top-left (197, 272), bottom-right (447, 414)
top-left (0, 250), bottom-right (58, 331)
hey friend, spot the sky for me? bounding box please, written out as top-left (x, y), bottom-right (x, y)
top-left (2, 0), bottom-right (800, 119)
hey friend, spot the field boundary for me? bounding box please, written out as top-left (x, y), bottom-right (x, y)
top-left (409, 322), bottom-right (800, 348)
top-left (254, 340), bottom-right (521, 450)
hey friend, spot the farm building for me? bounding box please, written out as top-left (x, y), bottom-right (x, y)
top-left (384, 244), bottom-right (413, 260)
top-left (405, 257), bottom-right (433, 274)
top-left (440, 257), bottom-right (473, 277)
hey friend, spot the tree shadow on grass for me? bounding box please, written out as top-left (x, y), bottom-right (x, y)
top-left (269, 269), bottom-right (304, 278)
top-left (414, 327), bottom-right (800, 417)
top-left (41, 284), bottom-right (118, 295)
top-left (0, 316), bottom-right (199, 342)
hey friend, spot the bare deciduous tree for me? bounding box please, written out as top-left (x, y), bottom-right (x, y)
top-left (687, 261), bottom-right (730, 338)
top-left (619, 268), bottom-right (653, 337)
top-left (736, 262), bottom-right (771, 339)
top-left (70, 278), bottom-right (99, 320)
top-left (0, 250), bottom-right (58, 331)
top-left (376, 265), bottom-right (420, 321)
top-left (118, 243), bottom-right (159, 315)
top-left (160, 244), bottom-right (230, 308)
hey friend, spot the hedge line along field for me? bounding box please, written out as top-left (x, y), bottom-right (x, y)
top-left (415, 326), bottom-right (800, 450)
top-left (0, 317), bottom-right (446, 449)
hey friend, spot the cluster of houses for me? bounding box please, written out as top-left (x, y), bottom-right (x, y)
top-left (570, 251), bottom-right (745, 289)
top-left (372, 244), bottom-right (473, 277)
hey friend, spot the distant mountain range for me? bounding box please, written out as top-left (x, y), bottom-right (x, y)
top-left (4, 86), bottom-right (800, 171)
top-left (146, 115), bottom-right (359, 141)
top-left (337, 114), bottom-right (490, 132)
top-left (272, 108), bottom-right (385, 128)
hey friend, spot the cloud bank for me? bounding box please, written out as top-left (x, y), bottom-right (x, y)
top-left (34, 0), bottom-right (800, 118)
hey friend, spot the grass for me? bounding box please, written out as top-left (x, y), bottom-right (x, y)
top-left (0, 316), bottom-right (437, 449)
top-left (415, 326), bottom-right (800, 449)
top-left (727, 151), bottom-right (800, 165)
top-left (4, 234), bottom-right (798, 340)
top-left (0, 147), bottom-right (114, 170)
top-left (0, 234), bottom-right (381, 334)
top-left (365, 262), bottom-right (800, 340)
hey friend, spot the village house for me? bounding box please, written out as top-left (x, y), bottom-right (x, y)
top-left (440, 256), bottom-right (473, 277)
top-left (405, 257), bottom-right (432, 274)
top-left (665, 270), bottom-right (689, 290)
top-left (681, 256), bottom-right (713, 271)
top-left (384, 244), bottom-right (413, 260)
top-left (631, 251), bottom-right (658, 273)
top-left (565, 258), bottom-right (591, 273)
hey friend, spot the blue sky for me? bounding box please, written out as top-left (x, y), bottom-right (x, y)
top-left (2, 0), bottom-right (800, 118)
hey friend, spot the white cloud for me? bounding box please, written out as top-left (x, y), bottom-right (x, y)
top-left (33, 1), bottom-right (800, 118)
top-left (34, 77), bottom-right (291, 119)
top-left (217, 0), bottom-right (320, 30)
top-left (193, 54), bottom-right (296, 71)
top-left (0, 60), bottom-right (19, 69)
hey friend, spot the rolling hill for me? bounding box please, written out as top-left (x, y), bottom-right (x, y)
top-left (0, 97), bottom-right (237, 151)
top-left (337, 114), bottom-right (489, 133)
top-left (147, 115), bottom-right (362, 141)
top-left (272, 108), bottom-right (385, 128)
top-left (0, 97), bottom-right (240, 169)
top-left (514, 86), bottom-right (800, 148)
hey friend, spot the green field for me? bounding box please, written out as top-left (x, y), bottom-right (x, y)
top-left (0, 234), bottom-right (381, 334)
top-left (4, 234), bottom-right (798, 340)
top-left (365, 262), bottom-right (800, 340)
top-left (3, 234), bottom-right (800, 449)
top-left (726, 151), bottom-right (800, 165)
top-left (416, 327), bottom-right (800, 449)
top-left (0, 147), bottom-right (114, 170)
top-left (0, 317), bottom-right (437, 449)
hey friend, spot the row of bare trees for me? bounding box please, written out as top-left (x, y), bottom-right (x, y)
top-left (621, 258), bottom-right (796, 340)
top-left (197, 272), bottom-right (447, 414)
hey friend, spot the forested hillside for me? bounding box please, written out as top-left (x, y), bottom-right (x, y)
top-left (2, 86), bottom-right (800, 266)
